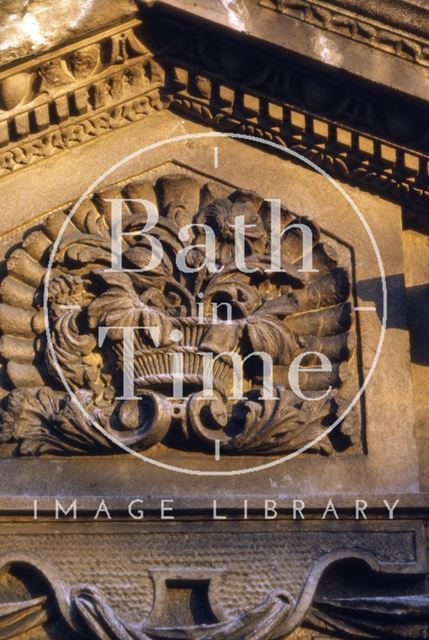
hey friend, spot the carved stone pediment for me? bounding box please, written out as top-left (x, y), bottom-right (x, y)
top-left (0, 169), bottom-right (359, 459)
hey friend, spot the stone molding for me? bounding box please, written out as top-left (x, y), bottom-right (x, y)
top-left (260, 0), bottom-right (429, 69)
top-left (0, 19), bottom-right (164, 175)
top-left (0, 12), bottom-right (427, 212)
top-left (154, 13), bottom-right (429, 212)
top-left (0, 522), bottom-right (425, 638)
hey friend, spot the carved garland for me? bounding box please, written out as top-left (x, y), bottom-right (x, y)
top-left (0, 174), bottom-right (357, 457)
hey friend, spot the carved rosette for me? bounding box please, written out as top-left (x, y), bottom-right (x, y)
top-left (0, 173), bottom-right (357, 457)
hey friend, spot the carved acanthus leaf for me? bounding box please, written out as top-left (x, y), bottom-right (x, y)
top-left (0, 173), bottom-right (358, 458)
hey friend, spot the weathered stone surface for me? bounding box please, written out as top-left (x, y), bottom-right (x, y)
top-left (0, 521), bottom-right (425, 638)
top-left (141, 0), bottom-right (429, 102)
top-left (0, 116), bottom-right (420, 497)
top-left (403, 227), bottom-right (429, 492)
top-left (0, 0), bottom-right (138, 67)
top-left (0, 2), bottom-right (426, 638)
top-left (0, 3), bottom-right (426, 214)
top-left (0, 169), bottom-right (359, 459)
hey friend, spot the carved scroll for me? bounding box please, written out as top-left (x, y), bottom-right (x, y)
top-left (0, 568), bottom-right (428, 639)
top-left (0, 173), bottom-right (358, 457)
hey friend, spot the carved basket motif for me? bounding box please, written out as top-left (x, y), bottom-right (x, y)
top-left (0, 172), bottom-right (359, 458)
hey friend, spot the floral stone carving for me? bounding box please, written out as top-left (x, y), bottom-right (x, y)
top-left (0, 173), bottom-right (358, 457)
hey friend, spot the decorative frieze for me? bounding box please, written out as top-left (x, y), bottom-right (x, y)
top-left (0, 19), bottom-right (165, 174)
top-left (150, 14), bottom-right (429, 211)
top-left (0, 11), bottom-right (427, 214)
top-left (0, 522), bottom-right (425, 638)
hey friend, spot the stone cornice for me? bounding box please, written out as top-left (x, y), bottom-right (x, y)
top-left (0, 19), bottom-right (165, 173)
top-left (0, 8), bottom-right (427, 213)
top-left (260, 0), bottom-right (429, 69)
top-left (140, 0), bottom-right (429, 105)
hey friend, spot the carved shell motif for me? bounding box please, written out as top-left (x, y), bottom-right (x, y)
top-left (0, 174), bottom-right (357, 456)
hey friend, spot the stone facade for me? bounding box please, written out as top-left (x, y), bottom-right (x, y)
top-left (0, 1), bottom-right (427, 638)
